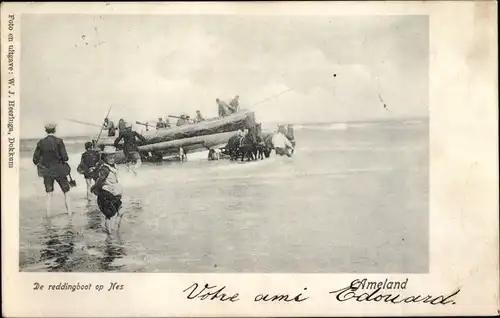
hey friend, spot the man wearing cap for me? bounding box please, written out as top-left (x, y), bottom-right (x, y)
top-left (32, 123), bottom-right (72, 217)
top-left (113, 122), bottom-right (147, 174)
top-left (91, 146), bottom-right (124, 234)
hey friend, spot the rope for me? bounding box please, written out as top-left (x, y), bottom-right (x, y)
top-left (250, 88), bottom-right (294, 109)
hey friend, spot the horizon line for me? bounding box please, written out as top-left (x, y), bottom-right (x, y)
top-left (19, 115), bottom-right (429, 140)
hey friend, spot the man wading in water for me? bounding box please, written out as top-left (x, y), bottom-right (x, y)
top-left (113, 121), bottom-right (146, 175)
top-left (91, 146), bottom-right (124, 234)
top-left (77, 141), bottom-right (100, 201)
top-left (32, 123), bottom-right (72, 218)
top-left (272, 126), bottom-right (294, 157)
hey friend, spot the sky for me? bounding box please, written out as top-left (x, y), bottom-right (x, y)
top-left (21, 14), bottom-right (428, 138)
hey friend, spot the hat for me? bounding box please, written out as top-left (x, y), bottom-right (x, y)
top-left (44, 123), bottom-right (57, 130)
top-left (124, 122), bottom-right (132, 128)
top-left (100, 145), bottom-right (117, 155)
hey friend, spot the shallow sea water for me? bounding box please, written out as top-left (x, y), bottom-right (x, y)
top-left (19, 119), bottom-right (429, 273)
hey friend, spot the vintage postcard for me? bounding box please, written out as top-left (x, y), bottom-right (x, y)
top-left (1, 1), bottom-right (498, 317)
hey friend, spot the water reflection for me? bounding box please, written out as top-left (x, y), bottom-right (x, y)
top-left (39, 221), bottom-right (76, 272)
top-left (99, 235), bottom-right (126, 271)
top-left (86, 209), bottom-right (102, 231)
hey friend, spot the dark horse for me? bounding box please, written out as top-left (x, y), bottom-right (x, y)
top-left (226, 125), bottom-right (264, 161)
top-left (254, 123), bottom-right (271, 159)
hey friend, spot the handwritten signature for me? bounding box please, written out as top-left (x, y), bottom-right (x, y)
top-left (329, 279), bottom-right (460, 305)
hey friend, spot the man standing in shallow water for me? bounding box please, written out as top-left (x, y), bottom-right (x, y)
top-left (91, 146), bottom-right (124, 234)
top-left (32, 123), bottom-right (72, 218)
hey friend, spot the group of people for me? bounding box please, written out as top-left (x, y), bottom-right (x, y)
top-left (103, 118), bottom-right (135, 137)
top-left (105, 95), bottom-right (241, 137)
top-left (156, 117), bottom-right (171, 129)
top-left (33, 119), bottom-right (146, 234)
top-left (32, 102), bottom-right (291, 234)
top-left (155, 109), bottom-right (206, 130)
top-left (217, 95), bottom-right (240, 117)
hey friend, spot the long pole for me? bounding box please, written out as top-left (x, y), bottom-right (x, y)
top-left (251, 88), bottom-right (294, 109)
top-left (95, 105), bottom-right (112, 145)
top-left (64, 118), bottom-right (102, 128)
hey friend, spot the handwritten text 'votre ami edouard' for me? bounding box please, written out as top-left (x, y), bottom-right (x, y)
top-left (30, 278), bottom-right (460, 305)
top-left (182, 279), bottom-right (460, 305)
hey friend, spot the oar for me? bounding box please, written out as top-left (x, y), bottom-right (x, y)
top-left (135, 121), bottom-right (154, 127)
top-left (95, 105), bottom-right (112, 145)
top-left (64, 118), bottom-right (102, 128)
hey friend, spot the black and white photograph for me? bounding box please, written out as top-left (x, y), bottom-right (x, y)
top-left (17, 13), bottom-right (430, 274)
top-left (2, 2), bottom-right (499, 317)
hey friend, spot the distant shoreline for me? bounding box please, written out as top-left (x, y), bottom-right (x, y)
top-left (20, 116), bottom-right (429, 141)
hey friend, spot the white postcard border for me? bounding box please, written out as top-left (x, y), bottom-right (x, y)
top-left (1, 2), bottom-right (498, 317)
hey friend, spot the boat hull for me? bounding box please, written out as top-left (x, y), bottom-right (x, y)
top-left (113, 131), bottom-right (238, 164)
top-left (98, 110), bottom-right (256, 147)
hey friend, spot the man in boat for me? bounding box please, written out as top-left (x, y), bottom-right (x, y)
top-left (91, 146), bottom-right (124, 234)
top-left (195, 110), bottom-right (205, 123)
top-left (272, 126), bottom-right (294, 157)
top-left (103, 118), bottom-right (117, 137)
top-left (176, 114), bottom-right (188, 126)
top-left (229, 95), bottom-right (240, 114)
top-left (156, 117), bottom-right (167, 130)
top-left (77, 141), bottom-right (101, 201)
top-left (216, 98), bottom-right (231, 117)
top-left (32, 123), bottom-right (72, 218)
top-left (164, 117), bottom-right (171, 128)
top-left (113, 122), bottom-right (147, 174)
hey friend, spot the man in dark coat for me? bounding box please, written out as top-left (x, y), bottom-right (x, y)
top-left (32, 123), bottom-right (72, 218)
top-left (113, 122), bottom-right (146, 175)
top-left (77, 141), bottom-right (100, 201)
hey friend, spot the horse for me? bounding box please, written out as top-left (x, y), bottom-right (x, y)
top-left (261, 133), bottom-right (274, 158)
top-left (226, 134), bottom-right (243, 161)
top-left (225, 126), bottom-right (262, 161)
top-left (253, 123), bottom-right (271, 160)
top-left (237, 126), bottom-right (260, 161)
